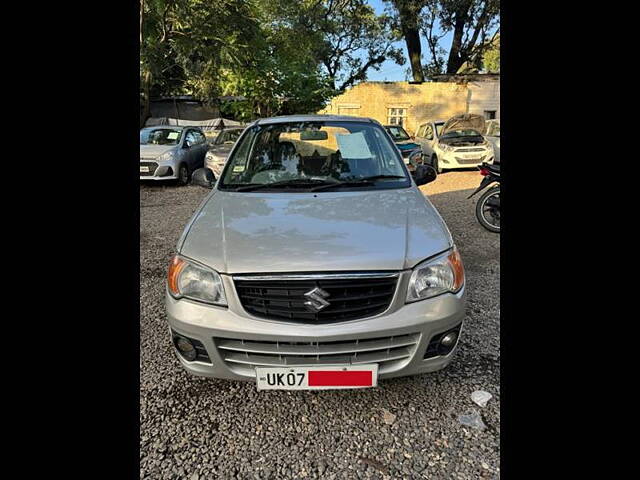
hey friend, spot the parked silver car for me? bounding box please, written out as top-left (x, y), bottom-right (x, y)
top-left (204, 127), bottom-right (245, 177)
top-left (485, 119), bottom-right (500, 164)
top-left (140, 126), bottom-right (209, 185)
top-left (165, 115), bottom-right (465, 390)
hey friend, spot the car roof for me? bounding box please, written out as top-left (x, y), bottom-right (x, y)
top-left (141, 125), bottom-right (210, 131)
top-left (141, 125), bottom-right (187, 131)
top-left (383, 124), bottom-right (408, 128)
top-left (251, 114), bottom-right (376, 126)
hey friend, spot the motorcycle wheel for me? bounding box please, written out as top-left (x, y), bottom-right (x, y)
top-left (475, 186), bottom-right (500, 233)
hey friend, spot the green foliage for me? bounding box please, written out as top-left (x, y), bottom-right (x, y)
top-left (482, 34), bottom-right (499, 73)
top-left (141, 0), bottom-right (406, 122)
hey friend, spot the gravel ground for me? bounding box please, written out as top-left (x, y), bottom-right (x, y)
top-left (140, 170), bottom-right (500, 480)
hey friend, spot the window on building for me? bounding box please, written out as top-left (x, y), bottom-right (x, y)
top-left (387, 108), bottom-right (407, 126)
top-left (484, 110), bottom-right (497, 120)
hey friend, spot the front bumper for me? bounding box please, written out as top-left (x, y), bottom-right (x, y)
top-left (165, 271), bottom-right (466, 382)
top-left (140, 160), bottom-right (178, 180)
top-left (440, 150), bottom-right (493, 169)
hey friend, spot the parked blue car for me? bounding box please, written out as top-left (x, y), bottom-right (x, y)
top-left (383, 125), bottom-right (425, 171)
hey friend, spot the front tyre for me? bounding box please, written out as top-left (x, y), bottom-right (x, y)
top-left (475, 186), bottom-right (500, 233)
top-left (176, 163), bottom-right (190, 186)
top-left (431, 154), bottom-right (442, 174)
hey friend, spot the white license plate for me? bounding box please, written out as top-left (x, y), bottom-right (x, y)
top-left (140, 166), bottom-right (150, 173)
top-left (255, 365), bottom-right (378, 391)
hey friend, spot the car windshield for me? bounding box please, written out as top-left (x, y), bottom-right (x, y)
top-left (385, 126), bottom-right (411, 141)
top-left (219, 121), bottom-right (410, 191)
top-left (140, 128), bottom-right (182, 145)
top-left (215, 129), bottom-right (243, 145)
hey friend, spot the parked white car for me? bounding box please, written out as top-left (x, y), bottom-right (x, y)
top-left (414, 114), bottom-right (494, 173)
top-left (485, 119), bottom-right (500, 164)
top-left (204, 127), bottom-right (244, 177)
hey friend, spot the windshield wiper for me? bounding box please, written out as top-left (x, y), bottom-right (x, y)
top-left (310, 175), bottom-right (404, 192)
top-left (233, 178), bottom-right (337, 192)
top-left (359, 175), bottom-right (406, 181)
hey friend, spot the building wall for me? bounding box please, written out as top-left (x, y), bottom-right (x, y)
top-left (467, 81), bottom-right (500, 119)
top-left (319, 80), bottom-right (500, 134)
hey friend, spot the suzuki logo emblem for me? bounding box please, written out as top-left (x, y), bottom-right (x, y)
top-left (303, 287), bottom-right (331, 312)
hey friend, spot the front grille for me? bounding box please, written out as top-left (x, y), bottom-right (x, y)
top-left (215, 333), bottom-right (419, 375)
top-left (234, 274), bottom-right (398, 324)
top-left (455, 155), bottom-right (485, 165)
top-left (140, 161), bottom-right (158, 176)
top-left (455, 147), bottom-right (485, 152)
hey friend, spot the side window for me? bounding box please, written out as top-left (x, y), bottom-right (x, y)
top-left (185, 130), bottom-right (198, 146)
top-left (425, 125), bottom-right (434, 140)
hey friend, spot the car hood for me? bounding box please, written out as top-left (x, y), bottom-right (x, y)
top-left (396, 141), bottom-right (420, 151)
top-left (179, 189), bottom-right (452, 274)
top-left (140, 144), bottom-right (176, 159)
top-left (441, 114), bottom-right (486, 136)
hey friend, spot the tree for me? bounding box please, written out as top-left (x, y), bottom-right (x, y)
top-left (386, 0), bottom-right (499, 79)
top-left (140, 0), bottom-right (260, 126)
top-left (439, 0), bottom-right (500, 74)
top-left (268, 0), bottom-right (404, 92)
top-left (388, 0), bottom-right (426, 82)
top-left (482, 33), bottom-right (499, 72)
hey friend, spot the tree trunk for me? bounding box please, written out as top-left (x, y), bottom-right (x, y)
top-left (404, 26), bottom-right (424, 82)
top-left (140, 71), bottom-right (151, 129)
top-left (446, 16), bottom-right (466, 73)
top-left (394, 1), bottom-right (424, 82)
top-left (140, 0), bottom-right (144, 44)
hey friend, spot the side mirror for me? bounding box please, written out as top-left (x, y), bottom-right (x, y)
top-left (412, 164), bottom-right (437, 186)
top-left (192, 168), bottom-right (216, 189)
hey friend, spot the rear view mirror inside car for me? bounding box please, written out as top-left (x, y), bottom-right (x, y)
top-left (300, 130), bottom-right (328, 141)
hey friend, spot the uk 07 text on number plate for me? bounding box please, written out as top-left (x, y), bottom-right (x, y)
top-left (255, 365), bottom-right (378, 391)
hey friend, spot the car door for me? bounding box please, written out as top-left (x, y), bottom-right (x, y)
top-left (414, 123), bottom-right (433, 157)
top-left (192, 129), bottom-right (208, 169)
top-left (183, 129), bottom-right (199, 170)
top-left (421, 124), bottom-right (437, 157)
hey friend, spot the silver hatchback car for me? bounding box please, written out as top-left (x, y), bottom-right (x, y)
top-left (140, 126), bottom-right (209, 185)
top-left (166, 115), bottom-right (465, 390)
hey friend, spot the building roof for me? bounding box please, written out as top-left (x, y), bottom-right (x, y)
top-left (430, 73), bottom-right (500, 82)
top-left (253, 114), bottom-right (375, 126)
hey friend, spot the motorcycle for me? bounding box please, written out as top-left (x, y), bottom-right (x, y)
top-left (468, 162), bottom-right (500, 233)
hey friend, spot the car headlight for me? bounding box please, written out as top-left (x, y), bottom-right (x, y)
top-left (439, 143), bottom-right (453, 152)
top-left (205, 151), bottom-right (215, 161)
top-left (157, 152), bottom-right (174, 163)
top-left (167, 256), bottom-right (227, 306)
top-left (408, 150), bottom-right (423, 163)
top-left (406, 246), bottom-right (464, 302)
